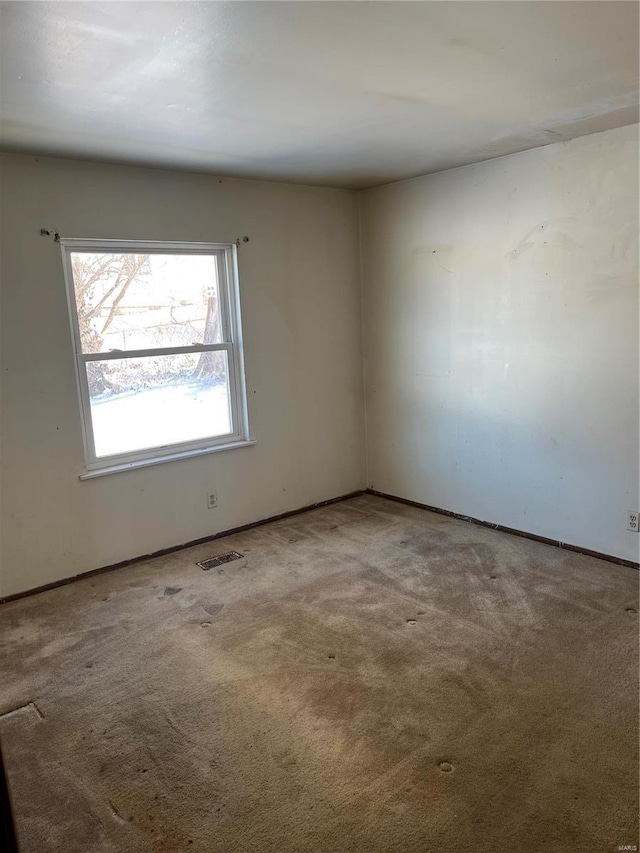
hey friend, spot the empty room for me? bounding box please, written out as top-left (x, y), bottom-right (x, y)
top-left (0, 2), bottom-right (638, 851)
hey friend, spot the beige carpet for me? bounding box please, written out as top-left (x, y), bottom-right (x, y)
top-left (0, 494), bottom-right (637, 853)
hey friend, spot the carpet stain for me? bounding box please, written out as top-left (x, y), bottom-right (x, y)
top-left (202, 603), bottom-right (224, 617)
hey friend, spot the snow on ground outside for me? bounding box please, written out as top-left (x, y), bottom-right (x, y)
top-left (90, 381), bottom-right (231, 458)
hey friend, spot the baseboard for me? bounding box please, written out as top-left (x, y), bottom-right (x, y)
top-left (0, 490), bottom-right (367, 605)
top-left (366, 489), bottom-right (639, 570)
top-left (4, 485), bottom-right (635, 605)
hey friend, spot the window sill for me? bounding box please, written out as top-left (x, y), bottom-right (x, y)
top-left (78, 439), bottom-right (256, 480)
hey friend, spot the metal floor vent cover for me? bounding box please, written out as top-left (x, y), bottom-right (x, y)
top-left (197, 551), bottom-right (244, 571)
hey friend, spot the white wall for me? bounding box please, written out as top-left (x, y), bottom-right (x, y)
top-left (0, 155), bottom-right (366, 597)
top-left (2, 125), bottom-right (637, 598)
top-left (361, 124), bottom-right (639, 562)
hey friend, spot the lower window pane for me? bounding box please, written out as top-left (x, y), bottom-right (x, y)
top-left (87, 351), bottom-right (232, 458)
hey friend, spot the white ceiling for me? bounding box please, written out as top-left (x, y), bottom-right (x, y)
top-left (0, 1), bottom-right (638, 189)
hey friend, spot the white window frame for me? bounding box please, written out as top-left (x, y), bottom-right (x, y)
top-left (61, 239), bottom-right (252, 479)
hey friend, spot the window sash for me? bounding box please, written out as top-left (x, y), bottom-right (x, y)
top-left (68, 243), bottom-right (234, 352)
top-left (60, 239), bottom-right (249, 471)
top-left (82, 343), bottom-right (230, 361)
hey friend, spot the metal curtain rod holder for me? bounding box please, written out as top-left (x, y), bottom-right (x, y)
top-left (39, 230), bottom-right (249, 246)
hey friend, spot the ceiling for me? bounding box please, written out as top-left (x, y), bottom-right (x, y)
top-left (0, 1), bottom-right (638, 189)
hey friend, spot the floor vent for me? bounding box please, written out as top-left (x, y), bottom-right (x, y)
top-left (197, 551), bottom-right (244, 571)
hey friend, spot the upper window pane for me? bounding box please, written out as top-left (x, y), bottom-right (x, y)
top-left (70, 252), bottom-right (223, 353)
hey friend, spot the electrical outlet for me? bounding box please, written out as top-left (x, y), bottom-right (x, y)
top-left (207, 491), bottom-right (218, 510)
top-left (627, 511), bottom-right (639, 533)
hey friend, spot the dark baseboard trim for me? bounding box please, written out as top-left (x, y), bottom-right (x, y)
top-left (3, 485), bottom-right (636, 605)
top-left (0, 490), bottom-right (367, 605)
top-left (366, 489), bottom-right (639, 570)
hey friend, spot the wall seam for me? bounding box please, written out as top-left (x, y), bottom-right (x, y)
top-left (357, 190), bottom-right (370, 488)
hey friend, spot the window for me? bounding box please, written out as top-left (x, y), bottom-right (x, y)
top-left (61, 239), bottom-right (251, 477)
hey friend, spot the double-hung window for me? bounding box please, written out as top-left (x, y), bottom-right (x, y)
top-left (61, 239), bottom-right (251, 477)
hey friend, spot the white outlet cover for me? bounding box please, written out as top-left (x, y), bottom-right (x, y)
top-left (207, 492), bottom-right (218, 509)
top-left (627, 511), bottom-right (639, 533)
